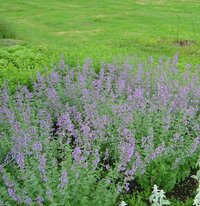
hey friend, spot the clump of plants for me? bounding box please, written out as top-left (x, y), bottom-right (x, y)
top-left (0, 55), bottom-right (199, 205)
top-left (0, 19), bottom-right (16, 39)
top-left (0, 45), bottom-right (59, 91)
top-left (149, 185), bottom-right (170, 206)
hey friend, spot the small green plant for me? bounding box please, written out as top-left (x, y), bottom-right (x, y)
top-left (119, 201), bottom-right (127, 206)
top-left (192, 157), bottom-right (200, 206)
top-left (149, 185), bottom-right (170, 206)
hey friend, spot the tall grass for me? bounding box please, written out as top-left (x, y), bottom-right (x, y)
top-left (0, 19), bottom-right (17, 39)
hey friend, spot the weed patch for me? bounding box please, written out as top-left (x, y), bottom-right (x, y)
top-left (0, 19), bottom-right (16, 39)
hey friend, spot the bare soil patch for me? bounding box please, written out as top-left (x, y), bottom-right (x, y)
top-left (167, 170), bottom-right (197, 201)
top-left (173, 40), bottom-right (194, 47)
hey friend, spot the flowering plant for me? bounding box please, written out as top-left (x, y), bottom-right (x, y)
top-left (0, 55), bottom-right (199, 205)
top-left (149, 185), bottom-right (170, 206)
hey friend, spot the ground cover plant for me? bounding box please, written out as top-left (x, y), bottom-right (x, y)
top-left (0, 56), bottom-right (199, 205)
top-left (0, 45), bottom-right (60, 91)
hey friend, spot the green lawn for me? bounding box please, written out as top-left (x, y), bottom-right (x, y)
top-left (0, 0), bottom-right (200, 67)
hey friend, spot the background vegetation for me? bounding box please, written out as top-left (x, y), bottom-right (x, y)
top-left (0, 0), bottom-right (200, 89)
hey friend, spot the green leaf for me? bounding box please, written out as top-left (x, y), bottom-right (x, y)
top-left (197, 171), bottom-right (200, 179)
top-left (162, 200), bottom-right (171, 205)
top-left (191, 175), bottom-right (198, 181)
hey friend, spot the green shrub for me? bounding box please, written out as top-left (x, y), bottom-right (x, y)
top-left (0, 45), bottom-right (59, 91)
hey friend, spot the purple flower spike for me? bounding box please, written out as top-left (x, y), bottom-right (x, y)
top-left (16, 153), bottom-right (25, 170)
top-left (32, 142), bottom-right (43, 153)
top-left (59, 170), bottom-right (68, 189)
top-left (38, 154), bottom-right (46, 175)
top-left (72, 147), bottom-right (83, 164)
top-left (8, 188), bottom-right (21, 202)
top-left (46, 190), bottom-right (52, 199)
top-left (35, 195), bottom-right (44, 206)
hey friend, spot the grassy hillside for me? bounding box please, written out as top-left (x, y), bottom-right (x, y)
top-left (0, 0), bottom-right (200, 67)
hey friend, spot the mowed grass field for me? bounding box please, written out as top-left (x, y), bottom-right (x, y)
top-left (0, 0), bottom-right (200, 67)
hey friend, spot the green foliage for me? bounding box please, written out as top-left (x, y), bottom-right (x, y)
top-left (170, 198), bottom-right (194, 206)
top-left (125, 192), bottom-right (149, 206)
top-left (0, 19), bottom-right (16, 39)
top-left (0, 140), bottom-right (119, 206)
top-left (149, 185), bottom-right (170, 206)
top-left (0, 45), bottom-right (59, 91)
top-left (1, 0), bottom-right (200, 69)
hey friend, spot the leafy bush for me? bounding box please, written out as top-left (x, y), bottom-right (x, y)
top-left (0, 45), bottom-right (58, 91)
top-left (0, 55), bottom-right (199, 205)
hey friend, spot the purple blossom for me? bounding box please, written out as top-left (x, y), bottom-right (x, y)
top-left (38, 154), bottom-right (46, 175)
top-left (50, 71), bottom-right (59, 83)
top-left (59, 170), bottom-right (68, 189)
top-left (23, 87), bottom-right (33, 99)
top-left (57, 112), bottom-right (74, 134)
top-left (133, 88), bottom-right (143, 100)
top-left (24, 197), bottom-right (32, 205)
top-left (124, 182), bottom-right (129, 192)
top-left (117, 78), bottom-right (126, 93)
top-left (1, 87), bottom-right (9, 104)
top-left (105, 164), bottom-right (110, 170)
top-left (118, 139), bottom-right (135, 167)
top-left (172, 133), bottom-right (183, 144)
top-left (125, 164), bottom-right (136, 176)
top-left (134, 152), bottom-right (142, 169)
top-left (3, 175), bottom-right (15, 187)
top-left (32, 142), bottom-right (43, 152)
top-left (188, 137), bottom-right (200, 156)
top-left (15, 153), bottom-right (25, 170)
top-left (162, 115), bottom-right (171, 131)
top-left (72, 147), bottom-right (83, 164)
top-left (81, 123), bottom-right (91, 137)
top-left (92, 148), bottom-right (100, 168)
top-left (157, 83), bottom-right (170, 105)
top-left (36, 72), bottom-right (43, 83)
top-left (8, 188), bottom-right (21, 202)
top-left (47, 87), bottom-right (58, 101)
top-left (35, 195), bottom-right (44, 205)
top-left (93, 79), bottom-right (102, 89)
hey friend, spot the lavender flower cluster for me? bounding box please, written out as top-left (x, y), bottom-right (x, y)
top-left (0, 55), bottom-right (199, 205)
